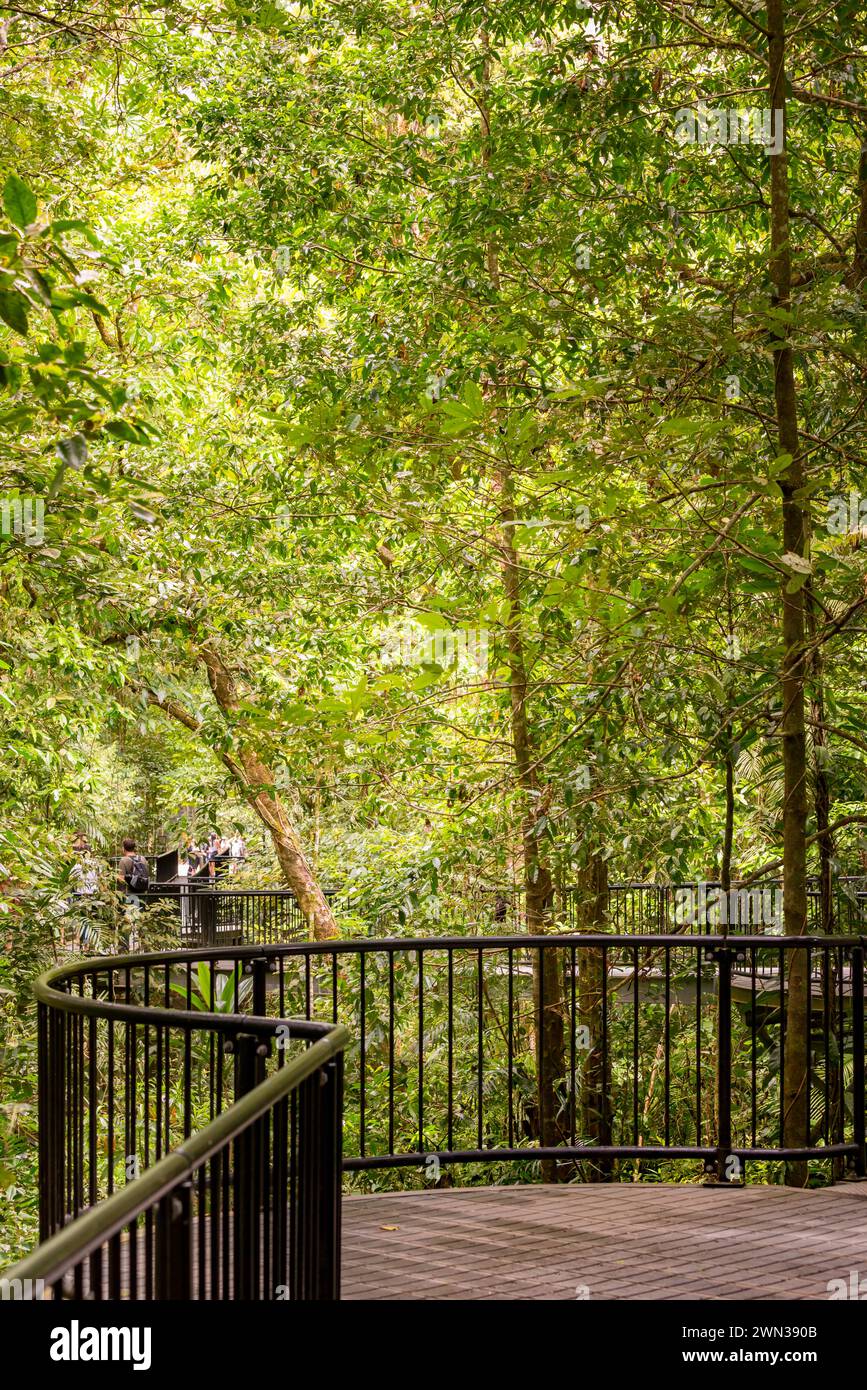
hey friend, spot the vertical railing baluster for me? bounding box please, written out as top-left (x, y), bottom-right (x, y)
top-left (751, 943), bottom-right (758, 1148)
top-left (822, 943), bottom-right (831, 1148)
top-left (715, 944), bottom-right (732, 1181)
top-left (388, 951), bottom-right (395, 1157)
top-left (156, 1182), bottom-right (192, 1301)
top-left (632, 942), bottom-right (639, 1146)
top-left (601, 944), bottom-right (609, 1149)
top-left (318, 1056), bottom-right (343, 1299)
top-left (476, 946), bottom-right (483, 1152)
top-left (852, 942), bottom-right (865, 1176)
top-left (359, 952), bottom-right (366, 1158)
top-left (506, 946), bottom-right (513, 1150)
top-left (447, 948), bottom-right (455, 1153)
top-left (418, 948), bottom-right (425, 1155)
top-left (569, 943), bottom-right (576, 1149)
top-left (695, 941), bottom-right (703, 1149)
top-left (778, 944), bottom-right (785, 1152)
top-left (664, 945), bottom-right (671, 1148)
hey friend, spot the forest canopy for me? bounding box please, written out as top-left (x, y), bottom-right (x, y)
top-left (2, 0), bottom-right (867, 1244)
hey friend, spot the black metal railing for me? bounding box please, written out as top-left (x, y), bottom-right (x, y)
top-left (13, 933), bottom-right (866, 1255)
top-left (274, 932), bottom-right (865, 1175)
top-left (60, 876), bottom-right (867, 955)
top-left (565, 878), bottom-right (867, 933)
top-left (4, 954), bottom-right (348, 1300)
top-left (152, 884), bottom-right (311, 946)
top-left (6, 930), bottom-right (866, 1300)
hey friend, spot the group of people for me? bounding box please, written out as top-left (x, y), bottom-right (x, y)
top-left (70, 834), bottom-right (148, 905)
top-left (179, 832), bottom-right (248, 881)
top-left (68, 830), bottom-right (250, 916)
top-left (55, 829), bottom-right (252, 954)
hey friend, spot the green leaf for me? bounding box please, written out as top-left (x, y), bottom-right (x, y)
top-left (461, 380), bottom-right (484, 416)
top-left (220, 967), bottom-right (243, 1010)
top-left (439, 399), bottom-right (475, 435)
top-left (658, 418), bottom-right (708, 437)
top-left (2, 174), bottom-right (37, 229)
top-left (702, 672), bottom-right (726, 704)
top-left (67, 290), bottom-right (110, 317)
top-left (129, 501), bottom-right (157, 524)
top-left (104, 419), bottom-right (143, 443)
top-left (49, 218), bottom-right (101, 247)
top-left (197, 961), bottom-right (212, 1006)
top-left (785, 572), bottom-right (809, 594)
top-left (56, 434), bottom-right (88, 469)
top-left (22, 268), bottom-right (52, 306)
top-left (768, 452), bottom-right (793, 477)
top-left (0, 289), bottom-right (28, 335)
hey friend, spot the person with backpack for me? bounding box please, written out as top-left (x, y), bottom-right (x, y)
top-left (117, 838), bottom-right (150, 907)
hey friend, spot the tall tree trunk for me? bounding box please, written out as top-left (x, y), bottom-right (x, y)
top-left (478, 27), bottom-right (564, 1175)
top-left (577, 853), bottom-right (611, 1179)
top-left (137, 650), bottom-right (338, 939)
top-left (721, 581), bottom-right (736, 898)
top-left (806, 593), bottom-right (834, 933)
top-left (199, 645), bottom-right (338, 939)
top-left (845, 139), bottom-right (867, 292)
top-left (498, 473), bottom-right (565, 1179)
top-left (806, 589), bottom-right (842, 1170)
top-left (768, 0), bottom-right (810, 1186)
top-left (721, 752), bottom-right (735, 896)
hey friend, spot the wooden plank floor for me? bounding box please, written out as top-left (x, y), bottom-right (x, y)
top-left (341, 1182), bottom-right (867, 1300)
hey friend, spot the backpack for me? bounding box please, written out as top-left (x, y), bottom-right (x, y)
top-left (126, 854), bottom-right (150, 894)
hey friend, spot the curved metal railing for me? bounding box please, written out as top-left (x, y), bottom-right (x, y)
top-left (5, 931), bottom-right (866, 1300)
top-left (4, 953), bottom-right (349, 1300)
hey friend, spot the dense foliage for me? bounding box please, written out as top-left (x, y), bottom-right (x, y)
top-left (2, 0), bottom-right (867, 1258)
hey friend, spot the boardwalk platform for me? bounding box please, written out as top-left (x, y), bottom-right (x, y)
top-left (342, 1182), bottom-right (867, 1300)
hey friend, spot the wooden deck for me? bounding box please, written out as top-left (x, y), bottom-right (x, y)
top-left (341, 1182), bottom-right (867, 1300)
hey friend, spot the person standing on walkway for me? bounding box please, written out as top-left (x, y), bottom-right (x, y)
top-left (70, 835), bottom-right (100, 951)
top-left (186, 838), bottom-right (206, 878)
top-left (117, 838), bottom-right (149, 902)
top-left (229, 833), bottom-right (247, 874)
top-left (177, 849), bottom-right (192, 935)
top-left (71, 836), bottom-right (99, 896)
top-left (117, 839), bottom-right (149, 951)
top-left (208, 836), bottom-right (231, 882)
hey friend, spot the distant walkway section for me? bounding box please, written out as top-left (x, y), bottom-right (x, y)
top-left (342, 1183), bottom-right (867, 1300)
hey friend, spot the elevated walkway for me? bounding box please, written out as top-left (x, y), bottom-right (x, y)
top-left (342, 1183), bottom-right (867, 1300)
